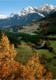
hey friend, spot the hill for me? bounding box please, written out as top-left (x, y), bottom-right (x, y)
top-left (33, 11), bottom-right (56, 35)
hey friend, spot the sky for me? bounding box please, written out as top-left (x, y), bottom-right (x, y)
top-left (0, 0), bottom-right (56, 15)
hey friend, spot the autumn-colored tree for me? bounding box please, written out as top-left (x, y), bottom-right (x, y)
top-left (0, 33), bottom-right (53, 80)
top-left (27, 54), bottom-right (52, 80)
top-left (0, 33), bottom-right (19, 79)
top-left (0, 34), bottom-right (16, 59)
top-left (0, 34), bottom-right (34, 80)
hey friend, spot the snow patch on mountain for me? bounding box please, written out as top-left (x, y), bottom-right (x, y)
top-left (0, 15), bottom-right (8, 19)
top-left (0, 4), bottom-right (56, 18)
top-left (0, 4), bottom-right (56, 27)
top-left (38, 4), bottom-right (56, 13)
top-left (19, 6), bottom-right (36, 16)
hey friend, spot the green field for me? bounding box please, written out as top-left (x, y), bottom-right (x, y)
top-left (15, 42), bottom-right (33, 63)
top-left (2, 31), bottom-right (56, 78)
top-left (36, 41), bottom-right (56, 78)
top-left (15, 40), bottom-right (56, 78)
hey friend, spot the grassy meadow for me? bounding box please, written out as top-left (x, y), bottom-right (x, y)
top-left (14, 40), bottom-right (56, 78)
top-left (0, 29), bottom-right (56, 78)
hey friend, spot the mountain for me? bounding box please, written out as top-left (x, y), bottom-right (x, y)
top-left (19, 4), bottom-right (56, 16)
top-left (0, 4), bottom-right (56, 30)
top-left (35, 11), bottom-right (56, 35)
top-left (0, 15), bottom-right (8, 19)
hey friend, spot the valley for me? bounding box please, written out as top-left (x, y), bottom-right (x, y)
top-left (0, 4), bottom-right (56, 79)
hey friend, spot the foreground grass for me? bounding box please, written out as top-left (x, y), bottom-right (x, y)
top-left (15, 41), bottom-right (56, 78)
top-left (36, 41), bottom-right (56, 78)
top-left (15, 42), bottom-right (33, 63)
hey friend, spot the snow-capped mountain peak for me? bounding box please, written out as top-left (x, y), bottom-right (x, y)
top-left (19, 4), bottom-right (56, 16)
top-left (19, 6), bottom-right (36, 16)
top-left (0, 4), bottom-right (56, 27)
top-left (0, 15), bottom-right (8, 19)
top-left (38, 4), bottom-right (56, 12)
